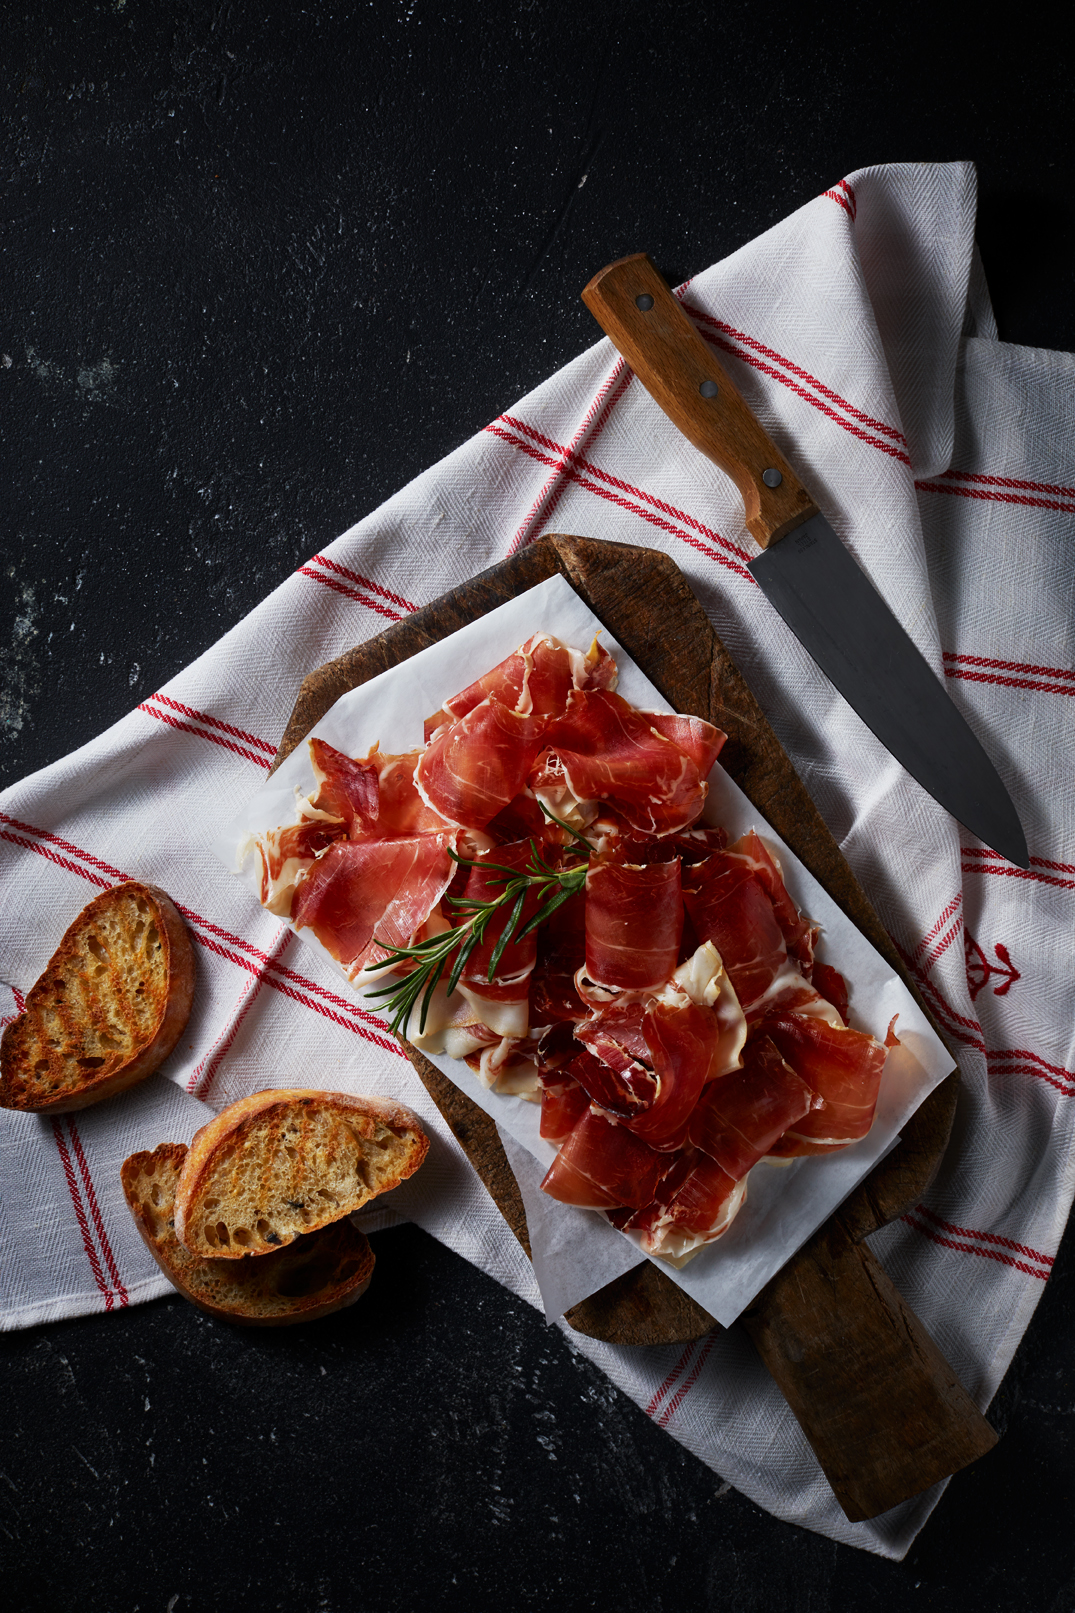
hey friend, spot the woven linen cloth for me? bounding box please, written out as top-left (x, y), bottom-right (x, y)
top-left (2, 159), bottom-right (1072, 1559)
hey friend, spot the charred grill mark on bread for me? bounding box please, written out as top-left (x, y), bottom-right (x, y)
top-left (121, 1143), bottom-right (376, 1326)
top-left (0, 882), bottom-right (195, 1112)
top-left (173, 1089), bottom-right (428, 1258)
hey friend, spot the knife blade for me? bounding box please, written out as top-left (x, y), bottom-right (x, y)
top-left (581, 252), bottom-right (1029, 869)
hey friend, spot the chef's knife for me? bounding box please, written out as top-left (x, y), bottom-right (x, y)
top-left (581, 253), bottom-right (1029, 869)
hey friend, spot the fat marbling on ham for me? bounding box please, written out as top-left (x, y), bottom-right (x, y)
top-left (249, 629), bottom-right (897, 1265)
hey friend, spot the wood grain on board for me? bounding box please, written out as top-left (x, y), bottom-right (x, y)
top-left (275, 533), bottom-right (996, 1520)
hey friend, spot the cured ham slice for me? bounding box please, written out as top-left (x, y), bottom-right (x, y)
top-left (577, 1001), bottom-right (651, 1062)
top-left (584, 859), bottom-right (682, 990)
top-left (254, 818), bottom-right (348, 915)
top-left (726, 831), bottom-right (817, 968)
top-left (530, 888), bottom-right (588, 1025)
top-left (373, 751), bottom-right (453, 837)
top-left (484, 793), bottom-right (548, 844)
top-left (538, 1153), bottom-right (621, 1210)
top-left (761, 1011), bottom-right (888, 1155)
top-left (622, 999), bottom-right (722, 1151)
top-left (416, 697), bottom-right (551, 830)
top-left (687, 1035), bottom-right (821, 1178)
top-left (657, 941), bottom-right (748, 1079)
top-left (309, 740), bottom-right (449, 839)
top-left (431, 633), bottom-right (618, 737)
top-left (308, 739), bottom-right (379, 835)
top-left (533, 689), bottom-right (725, 836)
top-left (565, 1045), bottom-right (657, 1119)
top-left (539, 1071), bottom-right (591, 1143)
top-left (541, 1109), bottom-right (664, 1209)
top-left (291, 833), bottom-right (455, 977)
top-left (605, 826), bottom-right (728, 868)
top-left (812, 962), bottom-right (850, 1021)
top-left (616, 1149), bottom-right (744, 1259)
top-left (682, 851), bottom-right (787, 1014)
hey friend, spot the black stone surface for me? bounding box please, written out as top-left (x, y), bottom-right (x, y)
top-left (2, 4), bottom-right (1073, 1607)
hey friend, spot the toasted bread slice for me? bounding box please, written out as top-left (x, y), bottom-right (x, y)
top-left (0, 881), bottom-right (195, 1113)
top-left (122, 1143), bottom-right (375, 1326)
top-left (174, 1088), bottom-right (428, 1258)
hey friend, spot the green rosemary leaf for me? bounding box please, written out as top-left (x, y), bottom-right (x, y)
top-left (446, 926), bottom-right (481, 998)
top-left (516, 882), bottom-right (575, 939)
top-left (417, 961), bottom-right (444, 1037)
top-left (487, 885), bottom-right (527, 981)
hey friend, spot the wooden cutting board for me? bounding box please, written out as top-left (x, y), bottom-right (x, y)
top-left (274, 533), bottom-right (997, 1522)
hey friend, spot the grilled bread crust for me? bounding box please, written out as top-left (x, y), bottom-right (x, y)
top-left (174, 1088), bottom-right (428, 1258)
top-left (122, 1143), bottom-right (375, 1326)
top-left (0, 882), bottom-right (195, 1113)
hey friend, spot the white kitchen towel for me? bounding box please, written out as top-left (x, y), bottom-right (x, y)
top-left (2, 160), bottom-right (1071, 1560)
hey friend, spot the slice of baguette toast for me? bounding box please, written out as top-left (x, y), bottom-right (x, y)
top-left (122, 1143), bottom-right (375, 1326)
top-left (0, 882), bottom-right (195, 1113)
top-left (174, 1088), bottom-right (428, 1258)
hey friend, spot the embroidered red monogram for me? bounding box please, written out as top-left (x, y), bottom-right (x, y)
top-left (965, 933), bottom-right (1021, 1001)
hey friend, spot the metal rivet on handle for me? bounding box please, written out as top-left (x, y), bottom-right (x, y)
top-left (762, 468), bottom-right (783, 488)
top-left (635, 294), bottom-right (654, 311)
top-left (699, 380), bottom-right (719, 398)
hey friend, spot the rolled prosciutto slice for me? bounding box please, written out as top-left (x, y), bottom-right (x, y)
top-left (761, 1011), bottom-right (888, 1155)
top-left (541, 1109), bottom-right (665, 1210)
top-left (687, 1035), bottom-right (821, 1178)
top-left (416, 697), bottom-right (551, 830)
top-left (584, 858), bottom-right (682, 990)
top-left (682, 851), bottom-right (788, 1014)
top-left (534, 689), bottom-right (725, 836)
top-left (291, 833), bottom-right (455, 977)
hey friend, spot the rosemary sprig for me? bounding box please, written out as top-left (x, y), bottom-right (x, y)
top-left (363, 804), bottom-right (593, 1037)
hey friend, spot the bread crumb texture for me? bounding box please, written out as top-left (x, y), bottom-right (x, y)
top-left (0, 882), bottom-right (193, 1111)
top-left (122, 1143), bottom-right (375, 1325)
top-left (178, 1093), bottom-right (427, 1257)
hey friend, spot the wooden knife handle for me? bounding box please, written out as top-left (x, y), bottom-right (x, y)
top-left (582, 253), bottom-right (819, 549)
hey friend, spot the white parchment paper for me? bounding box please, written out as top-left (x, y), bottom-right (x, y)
top-left (216, 573), bottom-right (953, 1326)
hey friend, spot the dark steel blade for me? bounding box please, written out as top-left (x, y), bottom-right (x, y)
top-left (748, 514), bottom-right (1029, 868)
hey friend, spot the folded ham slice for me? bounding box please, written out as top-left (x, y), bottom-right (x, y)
top-left (761, 1011), bottom-right (888, 1155)
top-left (533, 689), bottom-right (725, 837)
top-left (416, 698), bottom-right (551, 830)
top-left (682, 851), bottom-right (788, 1015)
top-left (254, 817), bottom-right (348, 915)
top-left (291, 833), bottom-right (455, 978)
top-left (725, 830), bottom-right (817, 970)
top-left (541, 1109), bottom-right (665, 1210)
top-left (614, 1149), bottom-right (745, 1260)
top-left (688, 1035), bottom-right (821, 1178)
top-left (622, 998), bottom-right (722, 1151)
top-left (423, 633), bottom-right (617, 740)
top-left (539, 1070), bottom-right (591, 1143)
top-left (309, 739), bottom-right (449, 839)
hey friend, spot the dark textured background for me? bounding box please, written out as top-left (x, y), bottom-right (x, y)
top-left (2, 3), bottom-right (1073, 1608)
